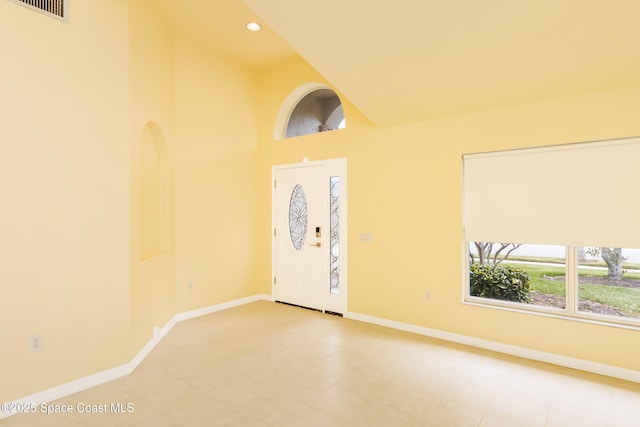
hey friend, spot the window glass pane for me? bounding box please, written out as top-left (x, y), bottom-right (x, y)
top-left (577, 247), bottom-right (640, 319)
top-left (288, 184), bottom-right (308, 251)
top-left (330, 177), bottom-right (340, 295)
top-left (468, 243), bottom-right (566, 309)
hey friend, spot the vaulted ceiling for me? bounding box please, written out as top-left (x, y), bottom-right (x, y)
top-left (157, 0), bottom-right (640, 127)
top-left (155, 0), bottom-right (295, 69)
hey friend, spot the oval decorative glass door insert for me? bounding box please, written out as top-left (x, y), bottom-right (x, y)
top-left (288, 184), bottom-right (308, 250)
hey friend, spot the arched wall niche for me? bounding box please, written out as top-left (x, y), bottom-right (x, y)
top-left (140, 121), bottom-right (169, 260)
top-left (274, 83), bottom-right (346, 140)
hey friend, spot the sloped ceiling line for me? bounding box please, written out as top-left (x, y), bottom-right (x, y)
top-left (162, 0), bottom-right (640, 127)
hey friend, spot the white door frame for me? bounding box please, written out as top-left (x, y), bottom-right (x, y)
top-left (272, 157), bottom-right (348, 314)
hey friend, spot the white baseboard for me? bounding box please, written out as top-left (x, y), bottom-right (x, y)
top-left (0, 294), bottom-right (272, 420)
top-left (0, 364), bottom-right (134, 420)
top-left (174, 294), bottom-right (270, 322)
top-left (345, 311), bottom-right (640, 384)
top-left (5, 295), bottom-right (636, 421)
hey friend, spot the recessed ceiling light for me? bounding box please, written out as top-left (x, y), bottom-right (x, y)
top-left (246, 22), bottom-right (261, 32)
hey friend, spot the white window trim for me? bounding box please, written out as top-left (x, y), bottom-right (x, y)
top-left (463, 244), bottom-right (640, 330)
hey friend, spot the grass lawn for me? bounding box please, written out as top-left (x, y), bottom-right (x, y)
top-left (502, 262), bottom-right (640, 317)
top-left (503, 263), bottom-right (564, 296)
top-left (504, 255), bottom-right (640, 270)
top-left (578, 284), bottom-right (640, 317)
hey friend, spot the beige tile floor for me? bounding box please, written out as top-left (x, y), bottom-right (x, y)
top-left (2, 301), bottom-right (640, 426)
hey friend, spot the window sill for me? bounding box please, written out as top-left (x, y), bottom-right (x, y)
top-left (463, 297), bottom-right (640, 332)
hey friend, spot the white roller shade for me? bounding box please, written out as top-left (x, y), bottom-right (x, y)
top-left (463, 137), bottom-right (640, 248)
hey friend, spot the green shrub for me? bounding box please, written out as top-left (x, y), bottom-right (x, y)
top-left (470, 263), bottom-right (531, 303)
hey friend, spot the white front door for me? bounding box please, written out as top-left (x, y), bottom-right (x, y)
top-left (272, 158), bottom-right (347, 313)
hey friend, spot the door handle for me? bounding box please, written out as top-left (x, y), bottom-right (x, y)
top-left (309, 242), bottom-right (321, 247)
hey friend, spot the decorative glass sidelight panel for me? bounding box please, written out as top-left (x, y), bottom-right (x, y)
top-left (288, 184), bottom-right (308, 250)
top-left (330, 177), bottom-right (340, 294)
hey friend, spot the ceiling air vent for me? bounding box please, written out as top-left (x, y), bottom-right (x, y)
top-left (7, 0), bottom-right (67, 21)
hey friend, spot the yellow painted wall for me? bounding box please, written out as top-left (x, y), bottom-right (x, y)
top-left (0, 0), bottom-right (263, 403)
top-left (173, 37), bottom-right (261, 312)
top-left (256, 57), bottom-right (640, 372)
top-left (0, 0), bottom-right (131, 401)
top-left (128, 0), bottom-right (176, 351)
top-left (2, 0), bottom-right (639, 405)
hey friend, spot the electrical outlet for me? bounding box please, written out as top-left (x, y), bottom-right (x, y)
top-left (188, 281), bottom-right (193, 289)
top-left (30, 336), bottom-right (42, 352)
top-left (424, 290), bottom-right (431, 301)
